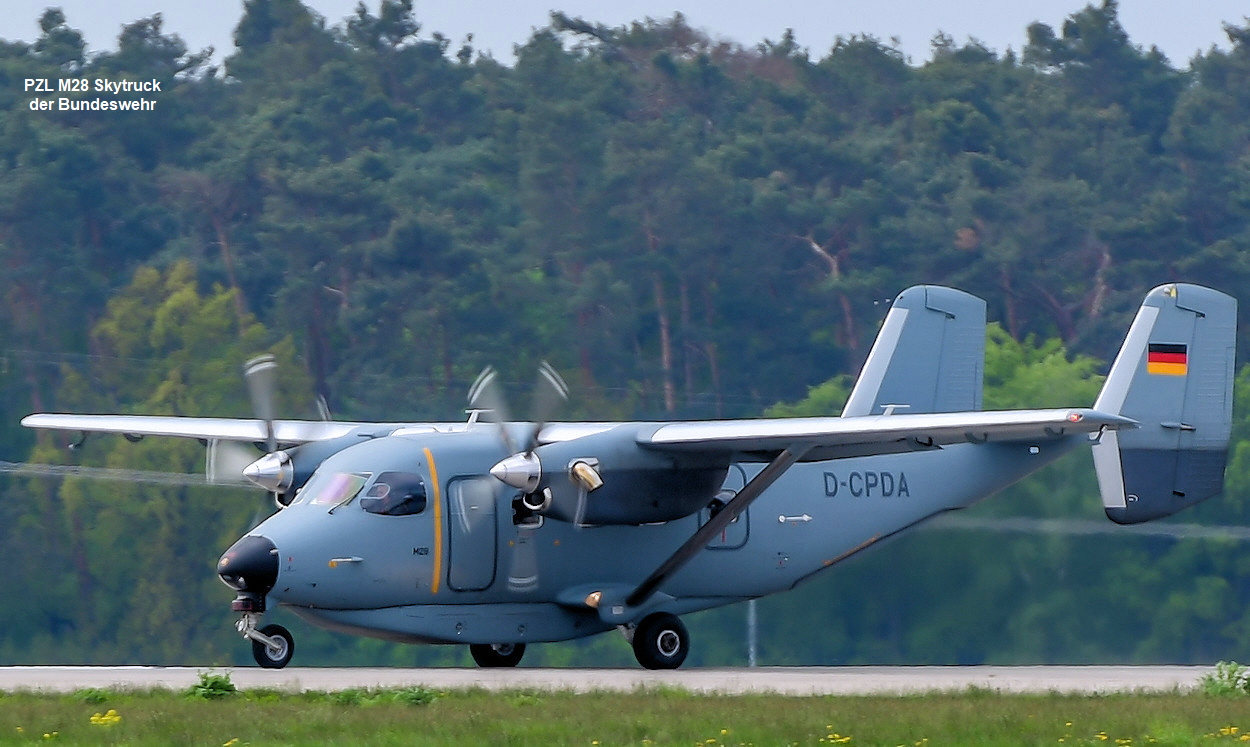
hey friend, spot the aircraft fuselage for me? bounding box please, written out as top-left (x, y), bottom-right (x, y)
top-left (249, 425), bottom-right (1083, 646)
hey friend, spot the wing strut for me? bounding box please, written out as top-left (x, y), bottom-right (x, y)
top-left (625, 443), bottom-right (814, 608)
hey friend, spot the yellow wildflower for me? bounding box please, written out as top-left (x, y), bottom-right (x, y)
top-left (89, 709), bottom-right (122, 726)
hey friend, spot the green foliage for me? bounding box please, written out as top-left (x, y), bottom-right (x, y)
top-left (1202, 661), bottom-right (1250, 696)
top-left (71, 689), bottom-right (112, 705)
top-left (3, 1), bottom-right (1250, 668)
top-left (327, 686), bottom-right (439, 707)
top-left (981, 324), bottom-right (1104, 409)
top-left (185, 671), bottom-right (237, 700)
top-left (764, 375), bottom-right (853, 417)
top-left (6, 688), bottom-right (1250, 746)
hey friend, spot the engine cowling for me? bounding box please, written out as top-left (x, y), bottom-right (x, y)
top-left (491, 425), bottom-right (728, 525)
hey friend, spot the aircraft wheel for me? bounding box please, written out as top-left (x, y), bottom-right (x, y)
top-left (632, 612), bottom-right (689, 670)
top-left (470, 642), bottom-right (526, 668)
top-left (252, 624), bottom-right (295, 669)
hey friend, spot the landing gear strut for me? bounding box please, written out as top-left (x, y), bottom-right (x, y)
top-left (630, 612), bottom-right (689, 670)
top-left (237, 612), bottom-right (295, 669)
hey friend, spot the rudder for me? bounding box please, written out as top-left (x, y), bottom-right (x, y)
top-left (1092, 283), bottom-right (1237, 524)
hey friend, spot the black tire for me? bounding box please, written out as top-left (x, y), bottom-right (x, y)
top-left (252, 624), bottom-right (295, 669)
top-left (632, 612), bottom-right (689, 670)
top-left (469, 642), bottom-right (526, 668)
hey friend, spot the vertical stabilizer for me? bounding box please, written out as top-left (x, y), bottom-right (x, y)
top-left (843, 285), bottom-right (986, 417)
top-left (1092, 283), bottom-right (1237, 524)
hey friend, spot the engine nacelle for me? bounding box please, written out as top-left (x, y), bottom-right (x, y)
top-left (493, 425), bottom-right (729, 525)
top-left (244, 432), bottom-right (373, 504)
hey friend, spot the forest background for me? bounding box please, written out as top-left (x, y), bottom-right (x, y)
top-left (2, 0), bottom-right (1250, 667)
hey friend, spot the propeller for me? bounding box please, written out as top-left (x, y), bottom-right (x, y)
top-left (471, 362), bottom-right (571, 593)
top-left (472, 361), bottom-right (569, 461)
top-left (487, 364), bottom-right (567, 490)
top-left (526, 361), bottom-right (569, 451)
top-left (205, 354), bottom-right (282, 490)
top-left (205, 439), bottom-right (259, 486)
top-left (204, 353), bottom-right (297, 526)
top-left (468, 365), bottom-right (516, 452)
top-left (244, 354), bottom-right (279, 453)
top-left (478, 363), bottom-right (611, 527)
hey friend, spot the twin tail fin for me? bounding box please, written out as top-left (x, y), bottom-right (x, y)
top-left (842, 286), bottom-right (986, 417)
top-left (1092, 283), bottom-right (1237, 524)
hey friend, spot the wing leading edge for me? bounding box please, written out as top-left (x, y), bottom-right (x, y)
top-left (22, 408), bottom-right (1138, 461)
top-left (20, 414), bottom-right (362, 445)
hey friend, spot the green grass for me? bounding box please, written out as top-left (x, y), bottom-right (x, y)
top-left (4, 682), bottom-right (1250, 746)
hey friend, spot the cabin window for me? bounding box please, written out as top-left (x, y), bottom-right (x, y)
top-left (361, 471), bottom-right (427, 516)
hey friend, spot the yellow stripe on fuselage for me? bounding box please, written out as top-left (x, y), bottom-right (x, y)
top-left (425, 447), bottom-right (443, 594)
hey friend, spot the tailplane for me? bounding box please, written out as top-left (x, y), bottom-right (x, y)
top-left (843, 285), bottom-right (986, 417)
top-left (1092, 283), bottom-right (1237, 524)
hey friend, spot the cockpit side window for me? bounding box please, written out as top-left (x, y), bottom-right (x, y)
top-left (297, 472), bottom-right (370, 508)
top-left (361, 471), bottom-right (427, 516)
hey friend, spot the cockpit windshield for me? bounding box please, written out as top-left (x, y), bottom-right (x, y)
top-left (297, 471), bottom-right (370, 508)
top-left (361, 471), bottom-right (427, 516)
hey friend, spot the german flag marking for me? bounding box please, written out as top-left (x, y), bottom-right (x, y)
top-left (1147, 342), bottom-right (1187, 375)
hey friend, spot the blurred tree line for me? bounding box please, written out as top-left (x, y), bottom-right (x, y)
top-left (1, 0), bottom-right (1250, 666)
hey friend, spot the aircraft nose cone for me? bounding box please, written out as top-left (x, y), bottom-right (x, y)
top-left (217, 535), bottom-right (279, 594)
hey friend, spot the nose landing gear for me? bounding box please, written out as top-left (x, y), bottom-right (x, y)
top-left (236, 611), bottom-right (295, 669)
top-left (219, 536), bottom-right (288, 667)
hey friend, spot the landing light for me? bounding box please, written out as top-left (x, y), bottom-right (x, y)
top-left (1067, 412), bottom-right (1084, 423)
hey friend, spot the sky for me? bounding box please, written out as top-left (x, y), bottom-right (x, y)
top-left (2, 0), bottom-right (1248, 68)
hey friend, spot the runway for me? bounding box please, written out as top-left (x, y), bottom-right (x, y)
top-left (0, 666), bottom-right (1213, 695)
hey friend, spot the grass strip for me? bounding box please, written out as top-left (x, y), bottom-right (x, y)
top-left (3, 680), bottom-right (1250, 746)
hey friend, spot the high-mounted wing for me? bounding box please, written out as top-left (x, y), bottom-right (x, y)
top-left (492, 407), bottom-right (1137, 531)
top-left (20, 414), bottom-right (375, 495)
top-left (638, 407), bottom-right (1136, 460)
top-left (20, 414), bottom-right (362, 445)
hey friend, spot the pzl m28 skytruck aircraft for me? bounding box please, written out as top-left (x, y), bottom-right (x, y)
top-left (23, 283), bottom-right (1236, 669)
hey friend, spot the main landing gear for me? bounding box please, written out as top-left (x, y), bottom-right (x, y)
top-left (466, 613), bottom-right (690, 670)
top-left (470, 642), bottom-right (527, 667)
top-left (629, 612), bottom-right (690, 670)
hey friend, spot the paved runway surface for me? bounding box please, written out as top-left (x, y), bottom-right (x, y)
top-left (0, 666), bottom-right (1212, 695)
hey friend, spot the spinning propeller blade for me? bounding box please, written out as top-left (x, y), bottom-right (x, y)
top-left (472, 361), bottom-right (569, 458)
top-left (525, 361), bottom-right (569, 454)
top-left (468, 365), bottom-right (516, 453)
top-left (244, 354), bottom-right (279, 452)
top-left (206, 439), bottom-right (261, 486)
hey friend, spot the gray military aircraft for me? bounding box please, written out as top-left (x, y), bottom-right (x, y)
top-left (21, 283), bottom-right (1236, 669)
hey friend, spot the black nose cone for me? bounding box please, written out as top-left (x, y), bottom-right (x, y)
top-left (218, 535), bottom-right (278, 593)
